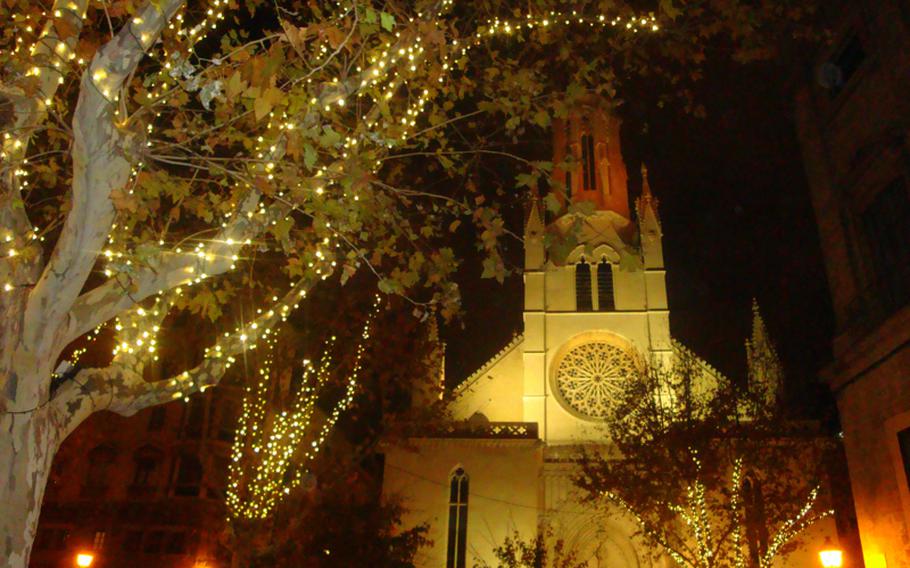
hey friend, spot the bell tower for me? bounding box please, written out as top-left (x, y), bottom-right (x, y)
top-left (552, 108), bottom-right (630, 218)
top-left (521, 103), bottom-right (671, 443)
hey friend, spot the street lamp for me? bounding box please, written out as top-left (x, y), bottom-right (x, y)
top-left (75, 552), bottom-right (95, 567)
top-left (819, 538), bottom-right (844, 568)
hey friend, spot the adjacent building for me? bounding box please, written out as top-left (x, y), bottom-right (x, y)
top-left (794, 2), bottom-right (910, 567)
top-left (31, 381), bottom-right (240, 568)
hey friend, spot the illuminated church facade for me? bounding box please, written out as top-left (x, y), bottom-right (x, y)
top-left (381, 104), bottom-right (839, 567)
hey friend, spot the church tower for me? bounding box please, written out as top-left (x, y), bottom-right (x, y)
top-left (522, 103), bottom-right (671, 443)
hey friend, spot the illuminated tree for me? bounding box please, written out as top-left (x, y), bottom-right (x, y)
top-left (225, 288), bottom-right (443, 567)
top-left (0, 0), bottom-right (820, 563)
top-left (577, 352), bottom-right (835, 568)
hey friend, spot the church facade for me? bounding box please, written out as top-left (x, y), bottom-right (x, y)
top-left (382, 105), bottom-right (839, 567)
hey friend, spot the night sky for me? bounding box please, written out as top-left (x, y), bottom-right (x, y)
top-left (441, 57), bottom-right (835, 410)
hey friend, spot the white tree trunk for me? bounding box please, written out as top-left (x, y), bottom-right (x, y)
top-left (0, 408), bottom-right (60, 567)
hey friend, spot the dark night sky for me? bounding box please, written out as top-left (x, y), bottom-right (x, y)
top-left (440, 57), bottom-right (835, 408)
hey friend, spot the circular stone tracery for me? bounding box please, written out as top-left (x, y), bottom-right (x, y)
top-left (553, 341), bottom-right (637, 420)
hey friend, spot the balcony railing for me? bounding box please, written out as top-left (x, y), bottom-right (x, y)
top-left (431, 421), bottom-right (539, 440)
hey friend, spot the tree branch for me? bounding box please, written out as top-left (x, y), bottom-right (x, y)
top-left (25, 0), bottom-right (186, 352)
top-left (54, 274), bottom-right (317, 438)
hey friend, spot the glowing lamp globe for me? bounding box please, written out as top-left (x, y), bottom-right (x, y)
top-left (819, 548), bottom-right (843, 568)
top-left (75, 553), bottom-right (95, 567)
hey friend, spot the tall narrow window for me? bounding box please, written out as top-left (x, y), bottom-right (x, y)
top-left (862, 177), bottom-right (910, 313)
top-left (174, 455), bottom-right (203, 497)
top-left (581, 133), bottom-right (596, 191)
top-left (575, 261), bottom-right (593, 312)
top-left (148, 406), bottom-right (166, 431)
top-left (564, 120), bottom-right (572, 199)
top-left (446, 467), bottom-right (469, 568)
top-left (829, 34), bottom-right (866, 96)
top-left (898, 427), bottom-right (910, 491)
top-left (597, 261), bottom-right (615, 311)
top-left (182, 396), bottom-right (206, 439)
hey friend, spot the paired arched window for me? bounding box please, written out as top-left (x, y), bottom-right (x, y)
top-left (597, 261), bottom-right (615, 311)
top-left (446, 467), bottom-right (469, 568)
top-left (576, 257), bottom-right (616, 312)
top-left (575, 261), bottom-right (593, 312)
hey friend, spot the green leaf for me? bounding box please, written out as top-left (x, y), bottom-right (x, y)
top-left (303, 144), bottom-right (317, 169)
top-left (380, 12), bottom-right (395, 31)
top-left (254, 96), bottom-right (272, 121)
top-left (544, 193), bottom-right (562, 214)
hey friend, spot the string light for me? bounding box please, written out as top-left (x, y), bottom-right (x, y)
top-left (226, 294), bottom-right (382, 519)
top-left (602, 448), bottom-right (834, 568)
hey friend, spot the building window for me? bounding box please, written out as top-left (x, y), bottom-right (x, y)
top-left (576, 261), bottom-right (593, 312)
top-left (209, 397), bottom-right (238, 442)
top-left (597, 261), bottom-right (615, 311)
top-left (165, 531), bottom-right (187, 555)
top-left (143, 530), bottom-right (165, 554)
top-left (122, 530), bottom-right (143, 553)
top-left (898, 427), bottom-right (910, 491)
top-left (861, 177), bottom-right (910, 313)
top-left (182, 396), bottom-right (206, 439)
top-left (93, 531), bottom-right (106, 550)
top-left (174, 455), bottom-right (203, 497)
top-left (34, 528), bottom-right (69, 551)
top-left (581, 132), bottom-right (596, 191)
top-left (148, 406), bottom-right (166, 431)
top-left (828, 33), bottom-right (866, 96)
top-left (82, 445), bottom-right (115, 498)
top-left (130, 445), bottom-right (163, 497)
top-left (446, 467), bottom-right (469, 568)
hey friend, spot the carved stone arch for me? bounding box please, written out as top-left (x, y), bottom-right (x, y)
top-left (559, 512), bottom-right (645, 568)
top-left (566, 244), bottom-right (620, 265)
top-left (591, 244), bottom-right (620, 264)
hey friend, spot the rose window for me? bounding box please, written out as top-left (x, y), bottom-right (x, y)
top-left (553, 341), bottom-right (637, 420)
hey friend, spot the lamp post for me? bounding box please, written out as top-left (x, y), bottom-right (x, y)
top-left (819, 538), bottom-right (844, 568)
top-left (75, 552), bottom-right (95, 567)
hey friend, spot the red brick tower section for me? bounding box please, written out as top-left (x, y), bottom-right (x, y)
top-left (552, 107), bottom-right (629, 218)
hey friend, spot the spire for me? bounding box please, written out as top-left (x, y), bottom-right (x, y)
top-left (635, 163), bottom-right (661, 230)
top-left (524, 194), bottom-right (545, 269)
top-left (745, 299), bottom-right (784, 411)
top-left (524, 194), bottom-right (544, 237)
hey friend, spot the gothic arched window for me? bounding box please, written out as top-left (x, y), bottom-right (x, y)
top-left (446, 467), bottom-right (469, 568)
top-left (597, 261), bottom-right (615, 311)
top-left (576, 261), bottom-right (593, 312)
top-left (581, 132), bottom-right (596, 191)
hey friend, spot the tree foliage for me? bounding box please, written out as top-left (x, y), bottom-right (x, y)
top-left (576, 352), bottom-right (835, 568)
top-left (475, 528), bottom-right (586, 568)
